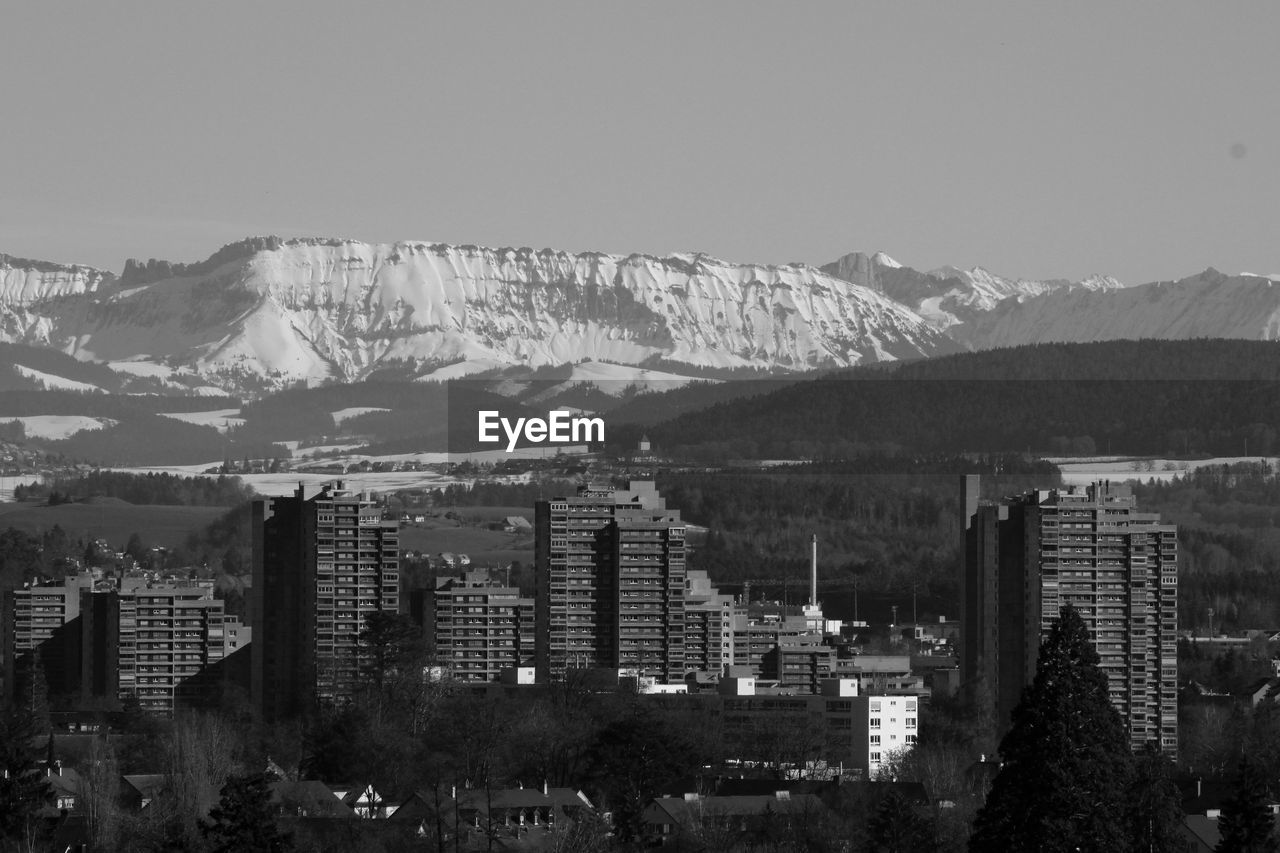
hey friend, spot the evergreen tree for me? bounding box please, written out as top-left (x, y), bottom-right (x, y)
top-left (199, 773), bottom-right (293, 853)
top-left (1129, 744), bottom-right (1191, 853)
top-left (969, 606), bottom-right (1136, 853)
top-left (0, 706), bottom-right (53, 850)
top-left (1217, 757), bottom-right (1278, 853)
top-left (865, 788), bottom-right (936, 853)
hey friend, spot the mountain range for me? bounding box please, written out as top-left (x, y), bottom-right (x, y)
top-left (2, 238), bottom-right (1278, 396)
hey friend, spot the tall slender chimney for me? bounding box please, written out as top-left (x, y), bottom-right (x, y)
top-left (810, 534), bottom-right (818, 607)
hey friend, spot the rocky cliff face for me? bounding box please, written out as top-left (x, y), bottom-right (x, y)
top-left (0, 238), bottom-right (958, 389)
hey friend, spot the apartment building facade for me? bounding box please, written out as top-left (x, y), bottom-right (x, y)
top-left (534, 481), bottom-right (687, 683)
top-left (1, 573), bottom-right (94, 706)
top-left (961, 476), bottom-right (1178, 755)
top-left (432, 569), bottom-right (534, 682)
top-left (252, 481), bottom-right (400, 720)
top-left (117, 580), bottom-right (227, 715)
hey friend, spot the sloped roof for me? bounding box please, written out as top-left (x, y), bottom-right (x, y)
top-left (272, 780), bottom-right (357, 818)
top-left (121, 774), bottom-right (171, 798)
top-left (643, 793), bottom-right (826, 827)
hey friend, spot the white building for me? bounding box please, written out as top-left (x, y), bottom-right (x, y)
top-left (854, 694), bottom-right (918, 777)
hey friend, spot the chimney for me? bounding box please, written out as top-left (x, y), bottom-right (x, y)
top-left (810, 534), bottom-right (818, 608)
top-left (543, 780), bottom-right (549, 796)
top-left (1196, 778), bottom-right (1202, 798)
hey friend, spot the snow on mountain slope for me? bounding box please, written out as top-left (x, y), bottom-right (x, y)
top-left (821, 251), bottom-right (1126, 335)
top-left (12, 364), bottom-right (103, 393)
top-left (0, 254), bottom-right (114, 305)
top-left (157, 409), bottom-right (245, 433)
top-left (0, 415), bottom-right (115, 439)
top-left (1, 238), bottom-right (957, 390)
top-left (952, 268), bottom-right (1280, 349)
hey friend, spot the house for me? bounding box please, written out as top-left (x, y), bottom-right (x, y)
top-left (37, 765), bottom-right (86, 817)
top-left (328, 782), bottom-right (392, 818)
top-left (1178, 777), bottom-right (1280, 853)
top-left (390, 784), bottom-right (595, 843)
top-left (271, 780), bottom-right (358, 818)
top-left (1244, 676), bottom-right (1280, 707)
top-left (120, 774), bottom-right (173, 812)
top-left (641, 791), bottom-right (826, 847)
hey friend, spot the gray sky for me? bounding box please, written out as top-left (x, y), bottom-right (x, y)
top-left (2, 1), bottom-right (1276, 284)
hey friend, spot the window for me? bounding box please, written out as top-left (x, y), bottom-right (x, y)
top-left (870, 752), bottom-right (882, 763)
top-left (869, 735), bottom-right (880, 746)
top-left (870, 718), bottom-right (881, 729)
top-left (905, 717), bottom-right (917, 729)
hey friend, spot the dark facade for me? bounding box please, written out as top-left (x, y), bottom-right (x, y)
top-left (252, 481), bottom-right (400, 720)
top-left (961, 476), bottom-right (1178, 755)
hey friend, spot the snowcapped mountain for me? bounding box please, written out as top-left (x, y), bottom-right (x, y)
top-left (949, 267), bottom-right (1280, 349)
top-left (0, 238), bottom-right (957, 392)
top-left (821, 251), bottom-right (1125, 334)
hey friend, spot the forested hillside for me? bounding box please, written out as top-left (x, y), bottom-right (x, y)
top-left (611, 341), bottom-right (1280, 461)
top-left (1132, 462), bottom-right (1280, 632)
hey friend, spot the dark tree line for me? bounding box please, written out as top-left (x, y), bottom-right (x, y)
top-left (0, 389), bottom-right (237, 418)
top-left (607, 341), bottom-right (1280, 462)
top-left (14, 471), bottom-right (255, 507)
top-left (653, 459), bottom-right (1056, 597)
top-left (1133, 463), bottom-right (1280, 632)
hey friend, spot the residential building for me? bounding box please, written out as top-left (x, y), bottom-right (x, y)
top-left (649, 675), bottom-right (915, 777)
top-left (1, 573), bottom-right (95, 706)
top-left (829, 655), bottom-right (927, 699)
top-left (115, 579), bottom-right (228, 714)
top-left (853, 693), bottom-right (918, 778)
top-left (731, 604), bottom-right (812, 675)
top-left (3, 573), bottom-right (236, 715)
top-left (761, 636), bottom-right (834, 694)
top-left (961, 476), bottom-right (1178, 755)
top-left (432, 569), bottom-right (534, 681)
top-left (252, 480), bottom-right (400, 720)
top-left (683, 570), bottom-right (735, 677)
top-left (534, 481), bottom-right (686, 682)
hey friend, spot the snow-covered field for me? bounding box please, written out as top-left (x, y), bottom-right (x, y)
top-left (13, 365), bottom-right (102, 393)
top-left (1052, 456), bottom-right (1276, 486)
top-left (158, 409), bottom-right (245, 433)
top-left (562, 361), bottom-right (708, 393)
top-left (107, 360), bottom-right (174, 378)
top-left (111, 445), bottom-right (581, 497)
top-left (331, 407), bottom-right (391, 425)
top-left (0, 474), bottom-right (43, 501)
top-left (0, 415), bottom-right (115, 440)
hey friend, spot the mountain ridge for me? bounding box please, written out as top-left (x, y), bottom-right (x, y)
top-left (0, 237), bottom-right (958, 392)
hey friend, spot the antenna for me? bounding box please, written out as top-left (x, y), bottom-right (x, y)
top-left (809, 534), bottom-right (818, 608)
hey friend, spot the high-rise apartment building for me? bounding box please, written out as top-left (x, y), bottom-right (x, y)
top-left (432, 569), bottom-right (534, 682)
top-left (2, 573), bottom-right (95, 706)
top-left (961, 476), bottom-right (1178, 755)
top-left (3, 574), bottom-right (233, 715)
top-left (116, 579), bottom-right (227, 715)
top-left (534, 481), bottom-right (686, 683)
top-left (252, 481), bottom-right (400, 720)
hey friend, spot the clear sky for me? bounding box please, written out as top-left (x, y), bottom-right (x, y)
top-left (2, 1), bottom-right (1276, 284)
